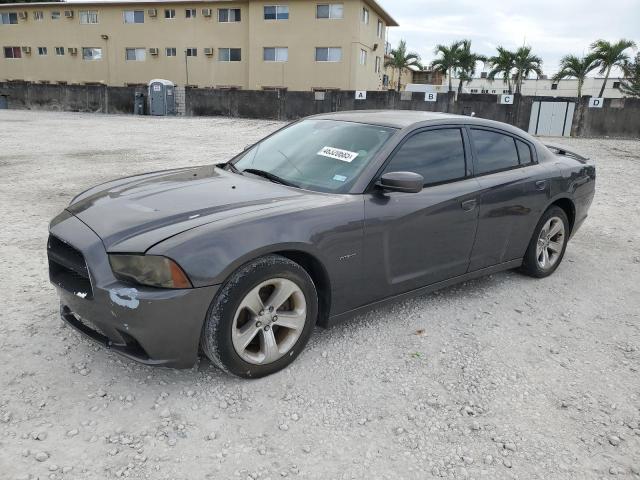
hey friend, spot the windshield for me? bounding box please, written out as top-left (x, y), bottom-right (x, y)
top-left (233, 119), bottom-right (397, 193)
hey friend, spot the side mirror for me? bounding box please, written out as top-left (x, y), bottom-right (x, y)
top-left (376, 171), bottom-right (424, 193)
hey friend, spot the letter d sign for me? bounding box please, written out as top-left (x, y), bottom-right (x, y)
top-left (589, 97), bottom-right (603, 108)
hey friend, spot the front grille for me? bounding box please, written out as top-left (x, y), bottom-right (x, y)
top-left (48, 235), bottom-right (93, 299)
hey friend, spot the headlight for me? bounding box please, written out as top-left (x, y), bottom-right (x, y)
top-left (109, 255), bottom-right (193, 289)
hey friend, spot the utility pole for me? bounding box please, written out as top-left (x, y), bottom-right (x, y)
top-left (185, 49), bottom-right (189, 86)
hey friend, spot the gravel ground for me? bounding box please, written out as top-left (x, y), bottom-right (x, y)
top-left (0, 110), bottom-right (639, 480)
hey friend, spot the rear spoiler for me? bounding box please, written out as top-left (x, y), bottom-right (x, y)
top-left (545, 143), bottom-right (590, 163)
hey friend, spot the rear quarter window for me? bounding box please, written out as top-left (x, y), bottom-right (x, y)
top-left (471, 129), bottom-right (519, 175)
top-left (516, 139), bottom-right (533, 165)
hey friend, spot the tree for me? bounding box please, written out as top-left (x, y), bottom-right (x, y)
top-left (618, 53), bottom-right (640, 98)
top-left (488, 46), bottom-right (516, 94)
top-left (431, 41), bottom-right (462, 93)
top-left (513, 46), bottom-right (543, 94)
top-left (552, 53), bottom-right (600, 98)
top-left (590, 39), bottom-right (637, 97)
top-left (384, 40), bottom-right (421, 92)
top-left (455, 40), bottom-right (487, 95)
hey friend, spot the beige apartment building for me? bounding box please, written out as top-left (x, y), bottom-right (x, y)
top-left (0, 0), bottom-right (397, 91)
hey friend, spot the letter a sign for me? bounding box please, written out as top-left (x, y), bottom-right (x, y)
top-left (355, 91), bottom-right (367, 100)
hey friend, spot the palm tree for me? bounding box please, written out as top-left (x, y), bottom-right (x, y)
top-left (513, 46), bottom-right (543, 94)
top-left (384, 40), bottom-right (421, 92)
top-left (552, 53), bottom-right (600, 98)
top-left (431, 41), bottom-right (462, 92)
top-left (488, 46), bottom-right (516, 94)
top-left (590, 39), bottom-right (637, 97)
top-left (455, 40), bottom-right (487, 95)
top-left (618, 53), bottom-right (640, 98)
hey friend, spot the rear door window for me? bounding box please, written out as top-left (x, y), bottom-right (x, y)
top-left (383, 128), bottom-right (466, 186)
top-left (471, 129), bottom-right (519, 174)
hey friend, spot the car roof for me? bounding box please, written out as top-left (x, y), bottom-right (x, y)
top-left (308, 110), bottom-right (530, 137)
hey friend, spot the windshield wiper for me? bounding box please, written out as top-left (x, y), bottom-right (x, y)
top-left (243, 168), bottom-right (297, 188)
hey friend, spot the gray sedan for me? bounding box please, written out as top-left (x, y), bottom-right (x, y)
top-left (48, 111), bottom-right (595, 377)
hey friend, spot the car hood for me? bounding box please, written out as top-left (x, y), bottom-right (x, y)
top-left (67, 165), bottom-right (313, 252)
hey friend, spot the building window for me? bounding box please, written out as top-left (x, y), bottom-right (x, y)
top-left (82, 47), bottom-right (102, 60)
top-left (164, 9), bottom-right (175, 19)
top-left (185, 8), bottom-right (196, 18)
top-left (219, 47), bottom-right (241, 61)
top-left (316, 4), bottom-right (343, 19)
top-left (264, 5), bottom-right (289, 20)
top-left (503, 89), bottom-right (509, 94)
top-left (38, 46), bottom-right (47, 55)
top-left (55, 46), bottom-right (64, 55)
top-left (613, 81), bottom-right (621, 89)
top-left (550, 83), bottom-right (558, 90)
top-left (218, 8), bottom-right (241, 22)
top-left (123, 10), bottom-right (144, 24)
top-left (377, 19), bottom-right (384, 37)
top-left (79, 11), bottom-right (98, 24)
top-left (186, 47), bottom-right (197, 57)
top-left (359, 49), bottom-right (367, 65)
top-left (51, 11), bottom-right (60, 20)
top-left (3, 46), bottom-right (21, 58)
top-left (315, 47), bottom-right (342, 62)
top-left (361, 7), bottom-right (369, 24)
top-left (166, 47), bottom-right (176, 56)
top-left (125, 47), bottom-right (146, 61)
top-left (34, 11), bottom-right (44, 21)
top-left (263, 47), bottom-right (288, 62)
top-left (470, 89), bottom-right (478, 93)
top-left (0, 12), bottom-right (18, 24)
top-left (375, 56), bottom-right (381, 73)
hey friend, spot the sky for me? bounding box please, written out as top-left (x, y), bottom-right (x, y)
top-left (377, 0), bottom-right (640, 76)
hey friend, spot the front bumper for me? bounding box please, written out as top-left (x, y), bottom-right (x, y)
top-left (49, 213), bottom-right (219, 368)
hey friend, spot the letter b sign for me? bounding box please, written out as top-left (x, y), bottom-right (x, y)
top-left (424, 92), bottom-right (437, 102)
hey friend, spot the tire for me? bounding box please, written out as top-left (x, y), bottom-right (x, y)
top-left (520, 206), bottom-right (570, 278)
top-left (201, 255), bottom-right (318, 378)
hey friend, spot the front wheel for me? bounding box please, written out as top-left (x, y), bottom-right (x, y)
top-left (521, 206), bottom-right (570, 278)
top-left (201, 255), bottom-right (317, 378)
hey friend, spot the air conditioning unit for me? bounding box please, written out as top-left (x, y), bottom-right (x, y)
top-left (204, 47), bottom-right (214, 56)
top-left (149, 47), bottom-right (159, 55)
top-left (202, 8), bottom-right (212, 17)
top-left (68, 47), bottom-right (78, 55)
top-left (148, 9), bottom-right (157, 17)
top-left (373, 43), bottom-right (379, 51)
top-left (18, 11), bottom-right (28, 20)
top-left (22, 46), bottom-right (31, 54)
top-left (64, 10), bottom-right (74, 18)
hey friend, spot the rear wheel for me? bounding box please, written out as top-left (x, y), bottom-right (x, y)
top-left (201, 255), bottom-right (317, 378)
top-left (521, 206), bottom-right (569, 278)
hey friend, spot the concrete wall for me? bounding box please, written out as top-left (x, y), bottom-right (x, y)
top-left (1, 82), bottom-right (639, 138)
top-left (0, 82), bottom-right (140, 113)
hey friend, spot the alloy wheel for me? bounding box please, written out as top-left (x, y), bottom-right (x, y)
top-left (231, 278), bottom-right (307, 365)
top-left (536, 216), bottom-right (565, 270)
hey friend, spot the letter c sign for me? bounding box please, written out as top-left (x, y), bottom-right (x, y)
top-left (499, 94), bottom-right (514, 104)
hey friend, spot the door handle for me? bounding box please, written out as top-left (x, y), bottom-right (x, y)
top-left (461, 199), bottom-right (477, 211)
top-left (535, 180), bottom-right (547, 191)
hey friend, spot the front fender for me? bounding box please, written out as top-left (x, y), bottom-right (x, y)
top-left (147, 196), bottom-right (366, 315)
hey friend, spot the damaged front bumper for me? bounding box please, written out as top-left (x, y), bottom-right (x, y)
top-left (49, 212), bottom-right (218, 368)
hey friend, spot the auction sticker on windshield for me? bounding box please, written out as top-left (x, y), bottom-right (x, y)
top-left (317, 146), bottom-right (359, 163)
